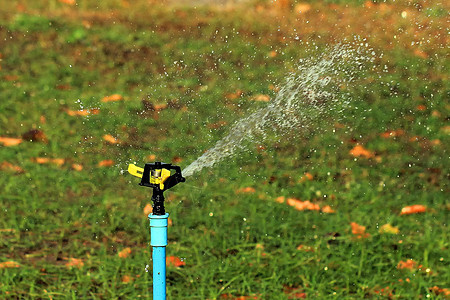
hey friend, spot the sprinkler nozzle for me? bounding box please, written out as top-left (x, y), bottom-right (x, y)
top-left (128, 161), bottom-right (185, 215)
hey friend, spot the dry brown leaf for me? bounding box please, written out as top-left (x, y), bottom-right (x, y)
top-left (0, 161), bottom-right (24, 173)
top-left (0, 229), bottom-right (15, 233)
top-left (321, 205), bottom-right (335, 213)
top-left (295, 3), bottom-right (311, 13)
top-left (65, 258), bottom-right (84, 268)
top-left (350, 222), bottom-right (370, 238)
top-left (98, 160), bottom-right (114, 167)
top-left (147, 154), bottom-right (156, 161)
top-left (275, 196), bottom-right (285, 203)
top-left (349, 145), bottom-right (374, 158)
top-left (71, 164), bottom-right (83, 171)
top-left (101, 94), bottom-right (124, 102)
top-left (269, 50), bottom-right (277, 58)
top-left (252, 94), bottom-right (270, 102)
top-left (225, 89), bottom-right (243, 100)
top-left (66, 108), bottom-right (100, 116)
top-left (32, 157), bottom-right (65, 166)
top-left (166, 256), bottom-right (185, 267)
top-left (118, 247), bottom-right (131, 258)
top-left (103, 134), bottom-right (121, 145)
top-left (397, 259), bottom-right (417, 270)
top-left (0, 137), bottom-right (23, 146)
top-left (400, 204), bottom-right (426, 215)
top-left (0, 261), bottom-right (20, 269)
top-left (414, 49), bottom-right (428, 59)
top-left (59, 0), bottom-right (76, 5)
top-left (380, 129), bottom-right (404, 138)
top-left (143, 203), bottom-right (153, 215)
top-left (236, 187), bottom-right (256, 194)
top-left (121, 275), bottom-right (132, 283)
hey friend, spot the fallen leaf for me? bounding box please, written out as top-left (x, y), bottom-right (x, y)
top-left (172, 156), bottom-right (183, 163)
top-left (294, 3), bottom-right (311, 13)
top-left (350, 145), bottom-right (374, 158)
top-left (4, 75), bottom-right (19, 81)
top-left (380, 129), bottom-right (404, 138)
top-left (101, 94), bottom-right (124, 102)
top-left (32, 157), bottom-right (65, 166)
top-left (225, 89), bottom-right (243, 100)
top-left (143, 203), bottom-right (153, 215)
top-left (59, 0), bottom-right (76, 5)
top-left (275, 196), bottom-right (285, 203)
top-left (400, 204), bottom-right (426, 215)
top-left (269, 50), bottom-right (277, 58)
top-left (103, 134), bottom-right (121, 145)
top-left (283, 285), bottom-right (307, 299)
top-left (429, 286), bottom-right (450, 297)
top-left (98, 160), bottom-right (114, 167)
top-left (0, 161), bottom-right (24, 173)
top-left (121, 275), bottom-right (132, 283)
top-left (379, 224), bottom-right (399, 234)
top-left (166, 256), bottom-right (185, 267)
top-left (0, 261), bottom-right (20, 268)
top-left (154, 103), bottom-right (168, 111)
top-left (414, 49), bottom-right (428, 59)
top-left (416, 104), bottom-right (426, 111)
top-left (71, 164), bottom-right (83, 171)
top-left (350, 222), bottom-right (370, 238)
top-left (207, 121), bottom-right (228, 129)
top-left (0, 137), bottom-right (23, 146)
top-left (299, 172), bottom-right (313, 182)
top-left (236, 187), bottom-right (256, 194)
top-left (66, 108), bottom-right (100, 116)
top-left (0, 229), bottom-right (15, 233)
top-left (118, 247), bottom-right (131, 258)
top-left (296, 244), bottom-right (314, 252)
top-left (397, 259), bottom-right (417, 270)
top-left (252, 94), bottom-right (270, 102)
top-left (287, 198), bottom-right (320, 211)
top-left (147, 154), bottom-right (156, 161)
top-left (65, 258), bottom-right (84, 268)
top-left (321, 205), bottom-right (335, 213)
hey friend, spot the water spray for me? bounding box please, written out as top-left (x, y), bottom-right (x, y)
top-left (128, 162), bottom-right (185, 300)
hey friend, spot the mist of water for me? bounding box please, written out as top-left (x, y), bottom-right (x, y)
top-left (182, 43), bottom-right (373, 177)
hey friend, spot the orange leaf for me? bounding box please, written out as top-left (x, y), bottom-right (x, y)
top-left (429, 286), bottom-right (450, 296)
top-left (118, 247), bottom-right (131, 258)
top-left (379, 224), bottom-right (399, 234)
top-left (294, 3), bottom-right (311, 13)
top-left (321, 205), bottom-right (335, 213)
top-left (236, 187), bottom-right (256, 194)
top-left (103, 134), bottom-right (121, 145)
top-left (166, 256), bottom-right (185, 267)
top-left (0, 229), bottom-right (15, 232)
top-left (0, 261), bottom-right (20, 268)
top-left (121, 275), bottom-right (132, 283)
top-left (65, 258), bottom-right (84, 268)
top-left (397, 259), bottom-right (417, 270)
top-left (275, 196), bottom-right (285, 203)
top-left (296, 244), bottom-right (314, 252)
top-left (143, 203), bottom-right (153, 215)
top-left (252, 94), bottom-right (270, 102)
top-left (269, 50), bottom-right (277, 58)
top-left (0, 137), bottom-right (22, 146)
top-left (71, 164), bottom-right (83, 171)
top-left (414, 49), bottom-right (428, 59)
top-left (22, 129), bottom-right (48, 143)
top-left (416, 104), bottom-right (426, 111)
top-left (400, 204), bottom-right (426, 215)
top-left (98, 160), bottom-right (114, 167)
top-left (380, 129), bottom-right (404, 138)
top-left (0, 161), bottom-right (24, 173)
top-left (32, 157), bottom-right (65, 166)
top-left (349, 145), bottom-right (374, 158)
top-left (299, 172), bottom-right (313, 182)
top-left (147, 154), bottom-right (156, 161)
top-left (59, 0), bottom-right (76, 5)
top-left (350, 222), bottom-right (370, 238)
top-left (101, 94), bottom-right (124, 102)
top-left (225, 89), bottom-right (243, 100)
top-left (66, 108), bottom-right (100, 116)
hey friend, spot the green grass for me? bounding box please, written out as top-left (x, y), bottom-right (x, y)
top-left (0, 0), bottom-right (449, 299)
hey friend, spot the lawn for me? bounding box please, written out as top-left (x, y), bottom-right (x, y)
top-left (0, 0), bottom-right (448, 299)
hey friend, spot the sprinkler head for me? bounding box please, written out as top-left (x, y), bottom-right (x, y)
top-left (128, 161), bottom-right (185, 215)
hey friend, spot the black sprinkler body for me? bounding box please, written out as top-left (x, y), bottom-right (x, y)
top-left (128, 161), bottom-right (185, 215)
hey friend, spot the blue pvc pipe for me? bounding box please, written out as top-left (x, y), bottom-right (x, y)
top-left (149, 213), bottom-right (169, 300)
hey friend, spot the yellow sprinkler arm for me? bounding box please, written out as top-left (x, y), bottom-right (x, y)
top-left (128, 164), bottom-right (144, 178)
